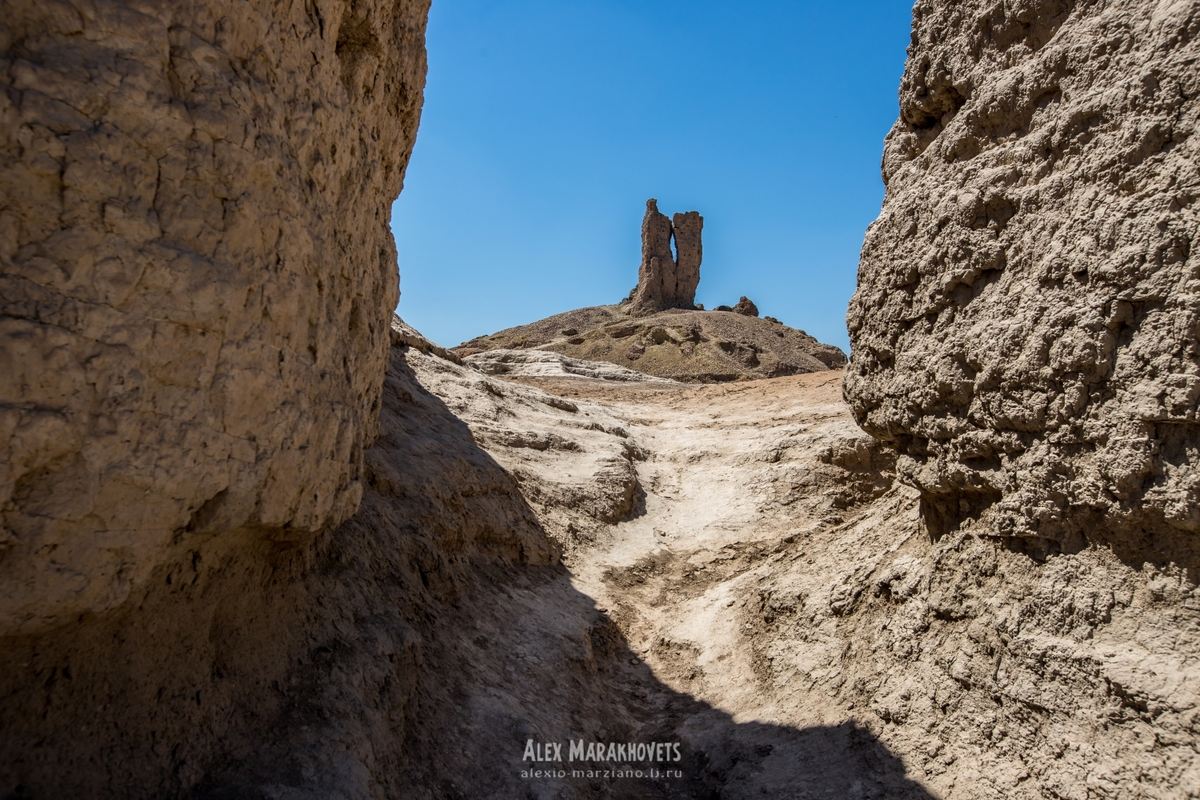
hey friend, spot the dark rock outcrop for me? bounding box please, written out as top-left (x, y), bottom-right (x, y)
top-left (844, 0), bottom-right (1200, 555)
top-left (733, 296), bottom-right (759, 317)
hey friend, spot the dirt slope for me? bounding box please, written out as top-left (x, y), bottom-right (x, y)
top-left (415, 341), bottom-right (1200, 798)
top-left (529, 374), bottom-right (1200, 800)
top-left (455, 304), bottom-right (846, 383)
top-left (0, 333), bottom-right (903, 800)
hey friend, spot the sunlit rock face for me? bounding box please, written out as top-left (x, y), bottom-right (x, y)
top-left (632, 198), bottom-right (703, 310)
top-left (845, 0), bottom-right (1200, 553)
top-left (0, 0), bottom-right (429, 633)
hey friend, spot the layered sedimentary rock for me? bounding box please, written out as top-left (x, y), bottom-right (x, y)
top-left (0, 0), bottom-right (428, 633)
top-left (845, 0), bottom-right (1200, 552)
top-left (631, 198), bottom-right (703, 310)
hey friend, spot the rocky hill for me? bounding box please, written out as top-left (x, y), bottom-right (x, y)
top-left (457, 303), bottom-right (846, 382)
top-left (456, 198), bottom-right (847, 382)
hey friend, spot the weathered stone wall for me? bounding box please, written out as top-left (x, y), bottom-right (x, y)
top-left (672, 209), bottom-right (703, 305)
top-left (0, 0), bottom-right (429, 633)
top-left (845, 0), bottom-right (1200, 553)
top-left (631, 198), bottom-right (703, 310)
top-left (632, 198), bottom-right (677, 309)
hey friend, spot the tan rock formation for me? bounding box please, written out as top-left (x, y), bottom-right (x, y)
top-left (632, 198), bottom-right (677, 308)
top-left (844, 0), bottom-right (1200, 554)
top-left (672, 209), bottom-right (703, 305)
top-left (631, 198), bottom-right (703, 310)
top-left (0, 0), bottom-right (429, 633)
top-left (8, 0), bottom-right (1196, 796)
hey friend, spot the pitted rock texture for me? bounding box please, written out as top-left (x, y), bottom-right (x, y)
top-left (631, 198), bottom-right (703, 310)
top-left (0, 0), bottom-right (428, 633)
top-left (632, 198), bottom-right (676, 309)
top-left (845, 0), bottom-right (1200, 552)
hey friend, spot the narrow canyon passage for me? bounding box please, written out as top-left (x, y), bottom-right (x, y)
top-left (5, 1), bottom-right (1198, 797)
top-left (2, 337), bottom-right (1191, 799)
top-left (558, 374), bottom-right (933, 796)
top-left (561, 373), bottom-right (907, 721)
top-left (417, 342), bottom-right (1197, 800)
top-left (391, 348), bottom-right (935, 799)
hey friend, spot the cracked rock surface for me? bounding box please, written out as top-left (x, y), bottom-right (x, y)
top-left (844, 0), bottom-right (1200, 553)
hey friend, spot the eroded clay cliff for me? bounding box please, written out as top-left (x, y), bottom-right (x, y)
top-left (0, 0), bottom-right (428, 633)
top-left (845, 0), bottom-right (1200, 554)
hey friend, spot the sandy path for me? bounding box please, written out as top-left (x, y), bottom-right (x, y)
top-left (390, 356), bottom-right (989, 798)
top-left (498, 372), bottom-right (931, 799)
top-left (558, 373), bottom-right (867, 708)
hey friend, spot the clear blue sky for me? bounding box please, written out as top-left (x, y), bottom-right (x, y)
top-left (391, 0), bottom-right (914, 353)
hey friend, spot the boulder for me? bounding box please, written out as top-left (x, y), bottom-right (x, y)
top-left (733, 296), bottom-right (759, 317)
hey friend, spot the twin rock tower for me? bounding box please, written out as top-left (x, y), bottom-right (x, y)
top-left (630, 199), bottom-right (703, 311)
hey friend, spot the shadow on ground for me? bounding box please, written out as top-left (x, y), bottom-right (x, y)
top-left (0, 347), bottom-right (933, 800)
